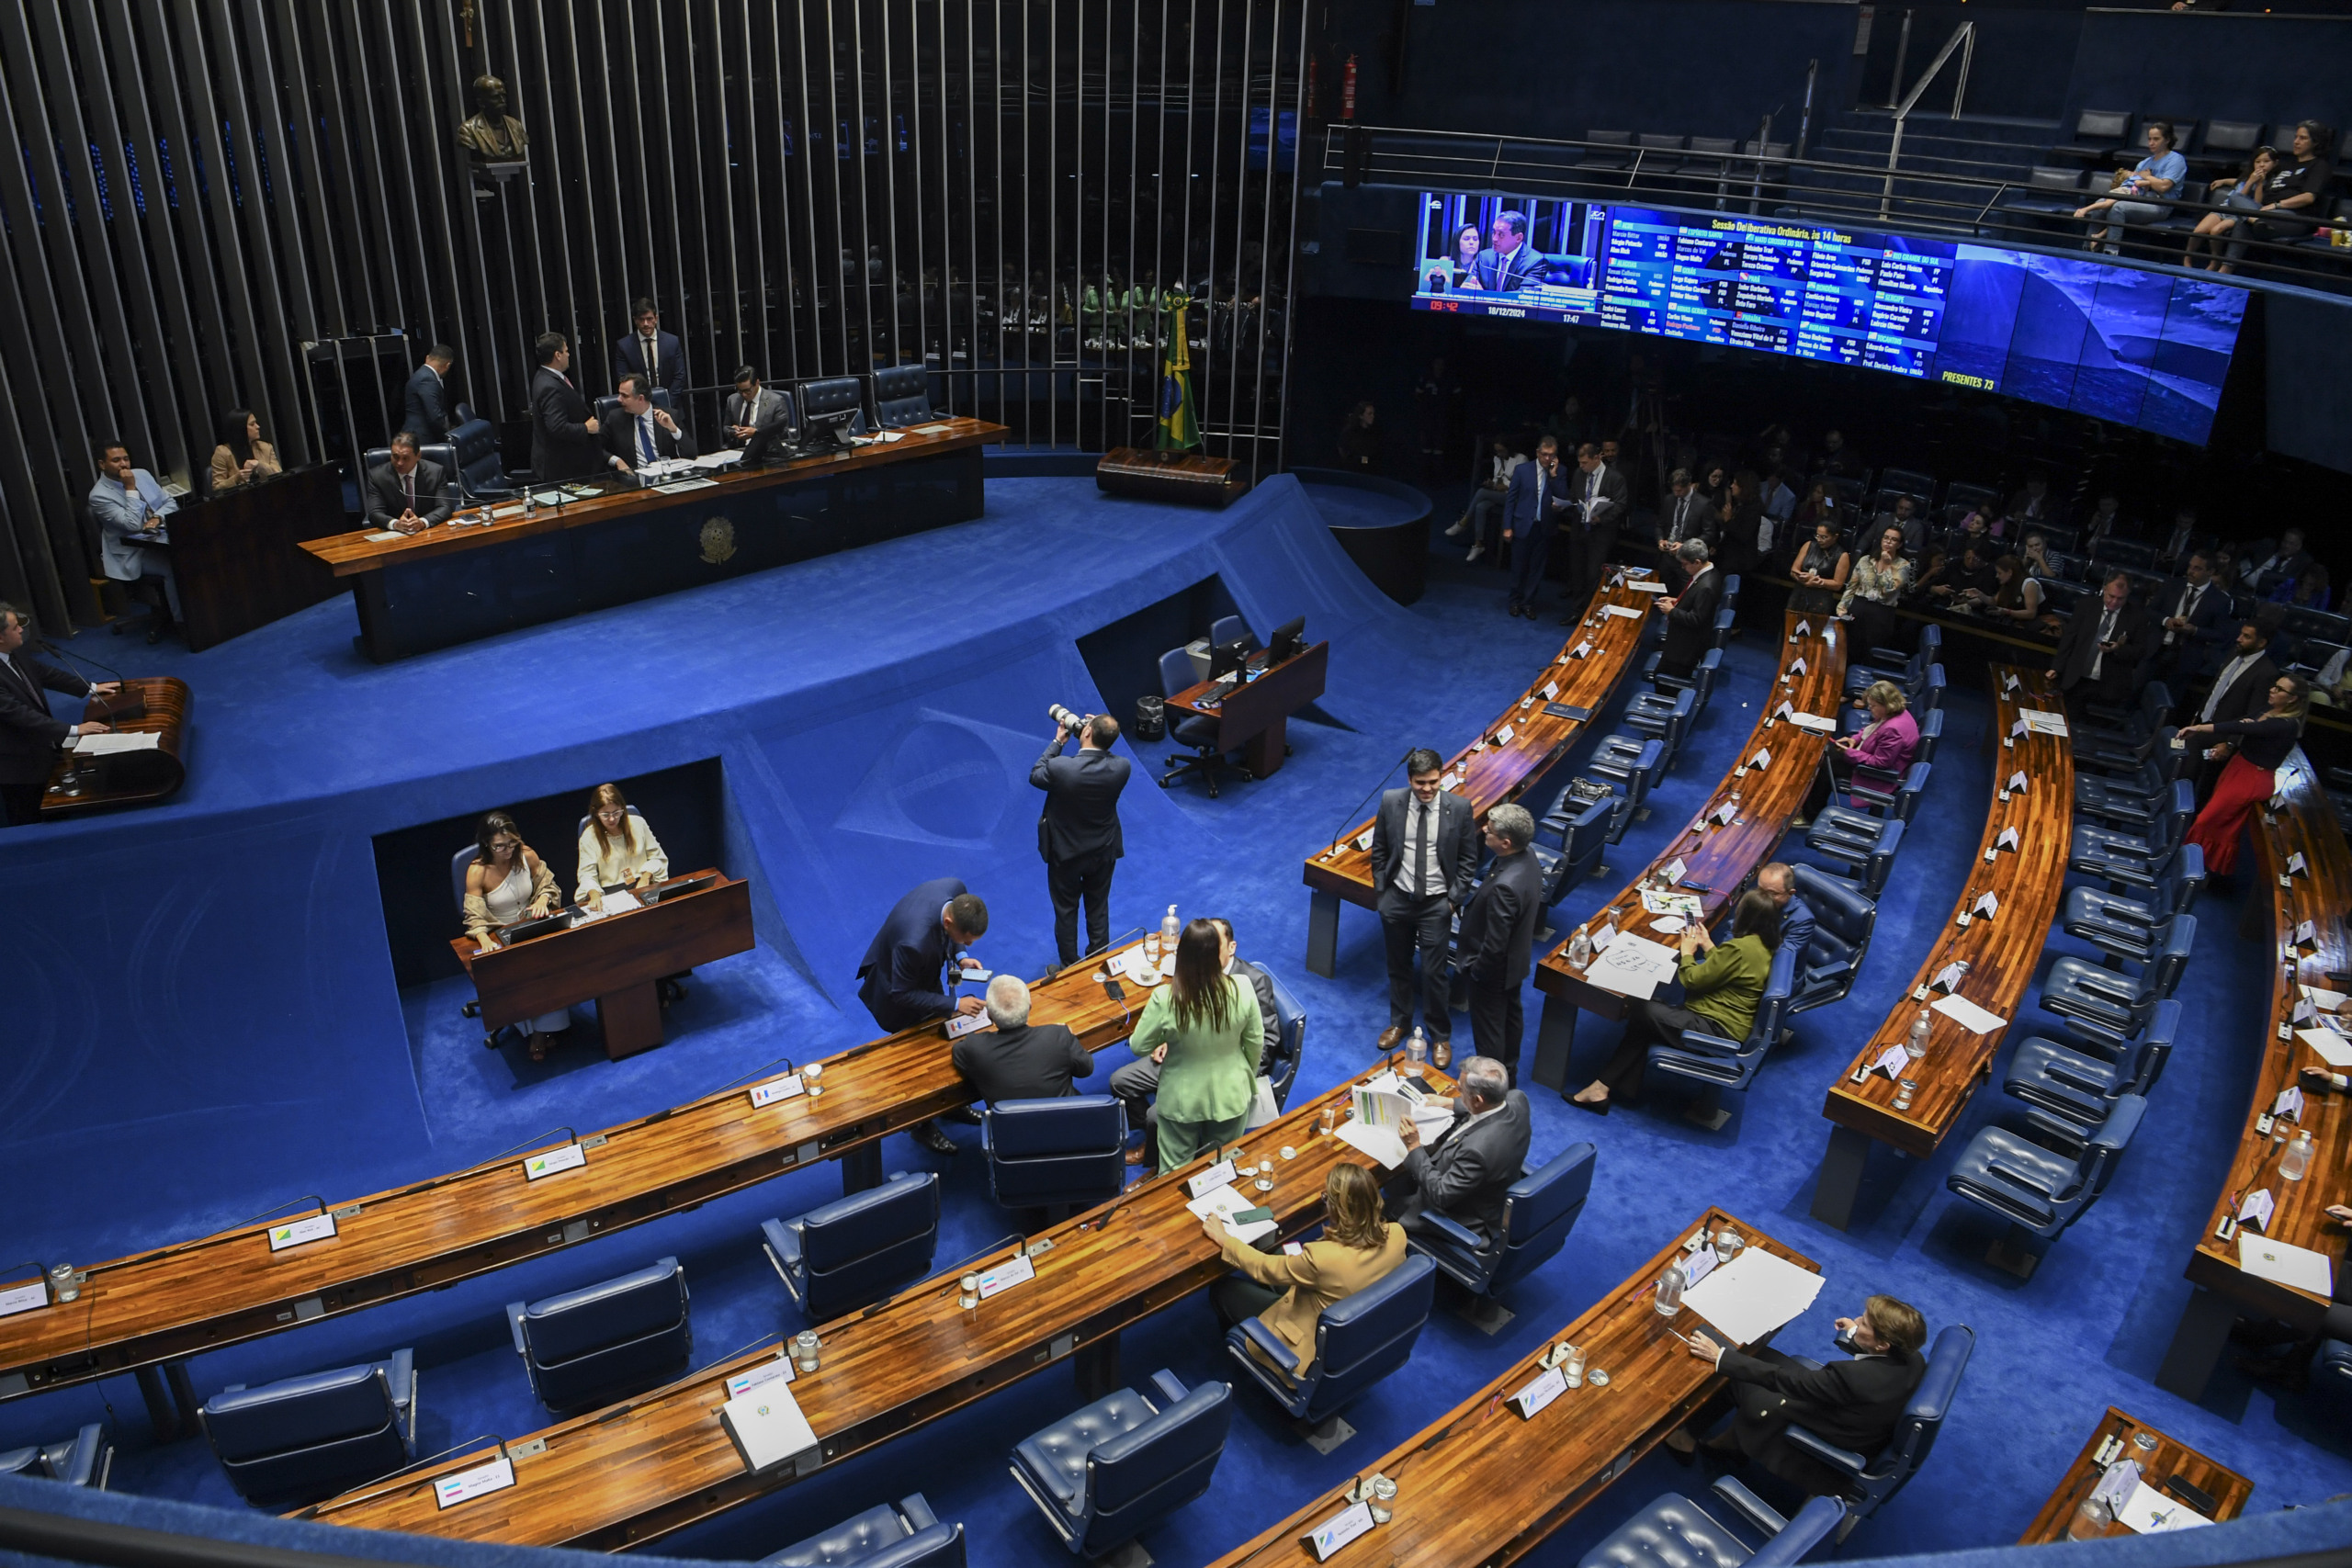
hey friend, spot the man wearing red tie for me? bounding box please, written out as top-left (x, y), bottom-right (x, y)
top-left (0, 603), bottom-right (117, 827)
top-left (363, 432), bottom-right (456, 535)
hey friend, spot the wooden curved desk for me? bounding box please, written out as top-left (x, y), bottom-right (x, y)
top-left (1810, 669), bottom-right (2072, 1232)
top-left (1204, 1208), bottom-right (1818, 1568)
top-left (303, 1061), bottom-right (1459, 1549)
top-left (0, 939), bottom-right (1153, 1421)
top-left (39, 676), bottom-right (189, 818)
top-left (1529, 611), bottom-right (1849, 1090)
top-left (2155, 750), bottom-right (2351, 1400)
top-left (1300, 573), bottom-right (1657, 976)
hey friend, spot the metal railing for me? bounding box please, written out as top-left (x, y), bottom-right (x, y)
top-left (1883, 22), bottom-right (1976, 218)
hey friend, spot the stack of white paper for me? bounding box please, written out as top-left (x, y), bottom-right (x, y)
top-left (693, 447), bottom-right (748, 468)
top-left (1678, 1247), bottom-right (1825, 1346)
top-left (72, 731), bottom-right (160, 756)
top-left (1333, 1117), bottom-right (1407, 1168)
top-left (1185, 1183), bottom-right (1278, 1244)
top-left (1930, 994), bottom-right (2007, 1034)
top-left (721, 1379), bottom-right (820, 1473)
top-left (1787, 712), bottom-right (1838, 734)
top-left (2237, 1233), bottom-right (2334, 1294)
top-left (1585, 931), bottom-right (1679, 999)
top-left (2299, 1028), bottom-right (2352, 1068)
top-left (2118, 1479), bottom-right (2212, 1534)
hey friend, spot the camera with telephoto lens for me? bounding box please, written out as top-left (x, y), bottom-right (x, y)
top-left (1048, 704), bottom-right (1094, 734)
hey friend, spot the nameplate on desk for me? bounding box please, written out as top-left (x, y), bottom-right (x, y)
top-left (1788, 657), bottom-right (1807, 677)
top-left (1188, 1161), bottom-right (1239, 1199)
top-left (1678, 1247), bottom-right (1718, 1289)
top-left (975, 1255), bottom-right (1035, 1299)
top-left (1544, 703), bottom-right (1592, 722)
top-left (1542, 680), bottom-right (1560, 700)
top-left (2287, 852), bottom-right (2308, 876)
top-left (524, 1144), bottom-right (587, 1180)
top-left (944, 1012), bottom-right (990, 1039)
top-left (1775, 701), bottom-right (1795, 721)
top-left (726, 1359), bottom-right (797, 1398)
top-left (2296, 919), bottom-right (2318, 947)
top-left (1792, 620), bottom-right (1811, 640)
top-left (2011, 717), bottom-right (2029, 740)
top-left (1660, 858), bottom-right (1688, 886)
top-left (1305, 1501), bottom-right (1376, 1562)
top-left (1355, 829), bottom-right (1374, 852)
top-left (2274, 1086), bottom-right (2304, 1121)
top-left (0, 1280), bottom-right (48, 1318)
top-left (267, 1213), bottom-right (338, 1252)
top-left (749, 1076), bottom-right (805, 1108)
top-left (1496, 724), bottom-right (1516, 745)
top-left (1510, 1363), bottom-right (1568, 1419)
top-left (433, 1457), bottom-right (515, 1510)
top-left (2003, 672), bottom-right (2020, 694)
top-left (1996, 827), bottom-right (2020, 852)
top-left (1933, 962), bottom-right (1967, 992)
top-left (1973, 890), bottom-right (1998, 919)
top-left (1569, 641), bottom-right (1593, 660)
top-left (1713, 800), bottom-right (1737, 826)
top-left (1750, 748), bottom-right (1771, 772)
top-left (2007, 771), bottom-right (2029, 795)
top-left (1871, 1043), bottom-right (1910, 1079)
top-left (652, 478), bottom-right (718, 497)
top-left (2237, 1188), bottom-right (2275, 1232)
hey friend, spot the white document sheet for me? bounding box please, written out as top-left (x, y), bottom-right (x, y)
top-left (72, 731), bottom-right (162, 755)
top-left (2118, 1479), bottom-right (2213, 1534)
top-left (1625, 579), bottom-right (1669, 593)
top-left (1332, 1116), bottom-right (1407, 1169)
top-left (1931, 993), bottom-right (2007, 1034)
top-left (693, 447), bottom-right (748, 468)
top-left (2237, 1233), bottom-right (2334, 1294)
top-left (1601, 604), bottom-right (1646, 619)
top-left (1679, 1247), bottom-right (1825, 1348)
top-left (1787, 712), bottom-right (1838, 733)
top-left (2301, 985), bottom-right (2347, 1011)
top-left (1185, 1183), bottom-right (1278, 1244)
top-left (1585, 931), bottom-right (1679, 1000)
top-left (2300, 1028), bottom-right (2352, 1068)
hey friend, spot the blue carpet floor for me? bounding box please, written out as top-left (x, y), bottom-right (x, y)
top-left (3, 475), bottom-right (2346, 1565)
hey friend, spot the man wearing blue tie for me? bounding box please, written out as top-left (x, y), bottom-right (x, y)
top-left (1502, 436), bottom-right (1570, 618)
top-left (597, 372), bottom-right (697, 479)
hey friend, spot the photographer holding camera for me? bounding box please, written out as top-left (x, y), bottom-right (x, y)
top-left (1034, 705), bottom-right (1132, 965)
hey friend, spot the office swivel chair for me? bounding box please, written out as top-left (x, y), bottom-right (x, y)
top-left (198, 1352), bottom-right (417, 1504)
top-left (1009, 1371), bottom-right (1231, 1559)
top-left (508, 1257), bottom-right (693, 1414)
top-left (1158, 646), bottom-right (1234, 797)
top-left (0, 1424), bottom-right (112, 1489)
top-left (762, 1171), bottom-right (942, 1322)
top-left (760, 1493), bottom-right (964, 1567)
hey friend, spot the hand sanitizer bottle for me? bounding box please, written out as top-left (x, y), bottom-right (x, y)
top-left (1569, 925), bottom-right (1594, 968)
top-left (1161, 904), bottom-right (1181, 953)
top-left (1905, 1008), bottom-right (1931, 1062)
top-left (1407, 1026), bottom-right (1427, 1066)
top-left (2281, 1130), bottom-right (2313, 1182)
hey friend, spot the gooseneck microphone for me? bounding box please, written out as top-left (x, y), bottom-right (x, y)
top-left (1319, 748), bottom-right (1416, 859)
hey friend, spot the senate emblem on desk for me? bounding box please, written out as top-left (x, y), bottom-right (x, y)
top-left (700, 516), bottom-right (737, 564)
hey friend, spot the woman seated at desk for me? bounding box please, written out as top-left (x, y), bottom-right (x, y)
top-left (1204, 1163), bottom-right (1407, 1375)
top-left (208, 409), bottom-right (282, 493)
top-left (575, 783), bottom-right (670, 908)
top-left (1569, 890), bottom-right (1781, 1113)
top-left (464, 809), bottom-right (571, 1060)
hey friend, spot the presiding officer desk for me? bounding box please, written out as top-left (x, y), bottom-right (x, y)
top-left (448, 870), bottom-right (753, 1061)
top-left (303, 1059), bottom-right (1462, 1548)
top-left (0, 938), bottom-right (1159, 1433)
top-left (1532, 611), bottom-right (1849, 1089)
top-left (1811, 669), bottom-right (2073, 1232)
top-left (1300, 571), bottom-right (1658, 977)
top-left (1205, 1207), bottom-right (1818, 1568)
top-left (2156, 750), bottom-right (2352, 1401)
top-left (300, 417), bottom-right (1007, 660)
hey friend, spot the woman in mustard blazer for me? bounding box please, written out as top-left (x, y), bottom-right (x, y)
top-left (1203, 1163), bottom-right (1408, 1374)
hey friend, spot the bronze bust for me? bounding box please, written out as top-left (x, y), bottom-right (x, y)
top-left (458, 74), bottom-right (527, 164)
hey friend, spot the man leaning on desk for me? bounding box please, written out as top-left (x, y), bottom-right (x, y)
top-left (857, 878), bottom-right (990, 1155)
top-left (954, 975), bottom-right (1091, 1106)
top-left (598, 372), bottom-right (697, 478)
top-left (364, 432), bottom-right (457, 535)
top-left (0, 602), bottom-right (117, 827)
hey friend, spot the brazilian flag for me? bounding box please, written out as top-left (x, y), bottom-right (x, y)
top-left (1155, 301), bottom-right (1200, 451)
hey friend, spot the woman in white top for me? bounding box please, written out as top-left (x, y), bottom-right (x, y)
top-left (463, 811), bottom-right (571, 1059)
top-left (576, 783), bottom-right (670, 908)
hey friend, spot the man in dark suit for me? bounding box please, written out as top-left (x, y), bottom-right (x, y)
top-left (0, 602), bottom-right (115, 827)
top-left (1561, 441), bottom-right (1630, 620)
top-left (1757, 863), bottom-right (1815, 966)
top-left (1453, 804), bottom-right (1544, 1081)
top-left (1676, 1295), bottom-right (1930, 1495)
top-left (2238, 527), bottom-right (2312, 598)
top-left (402, 344), bottom-right (457, 441)
top-left (1107, 917), bottom-right (1281, 1167)
top-left (363, 432), bottom-right (456, 535)
top-left (1371, 748), bottom-right (1479, 1060)
top-left (1385, 1056), bottom-right (1532, 1246)
top-left (1462, 210), bottom-right (1545, 293)
top-left (2047, 571), bottom-right (2148, 707)
top-left (953, 975), bottom-right (1093, 1105)
top-left (858, 878), bottom-right (989, 1154)
top-left (2148, 551), bottom-right (2233, 682)
top-left (2188, 621), bottom-right (2281, 802)
top-left (725, 365), bottom-right (795, 447)
top-left (1503, 437), bottom-right (1570, 618)
top-left (614, 298), bottom-right (687, 400)
top-left (1031, 711), bottom-right (1131, 966)
top-left (1655, 539), bottom-right (1722, 678)
top-left (528, 332), bottom-right (602, 480)
top-left (1657, 468), bottom-right (1716, 592)
top-left (596, 372), bottom-right (697, 478)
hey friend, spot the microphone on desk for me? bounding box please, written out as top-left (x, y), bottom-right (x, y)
top-left (1318, 749), bottom-right (1416, 860)
top-left (32, 636), bottom-right (128, 685)
top-left (1046, 925), bottom-right (1145, 983)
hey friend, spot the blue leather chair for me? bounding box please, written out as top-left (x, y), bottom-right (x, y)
top-left (1226, 1255), bottom-right (1435, 1428)
top-left (445, 416), bottom-right (521, 496)
top-left (1587, 737), bottom-right (1666, 843)
top-left (198, 1350), bottom-right (416, 1504)
top-left (1713, 605), bottom-right (1737, 650)
top-left (2074, 681), bottom-right (2174, 756)
top-left (797, 376), bottom-right (870, 438)
top-left (763, 1172), bottom-right (941, 1323)
top-left (2074, 736), bottom-right (2191, 825)
top-left (1532, 795), bottom-right (1613, 907)
top-left (982, 1096), bottom-right (1128, 1213)
top-left (1780, 1325), bottom-right (1973, 1541)
top-left (1209, 614), bottom-right (1258, 654)
top-left (1804, 814), bottom-right (1904, 899)
top-left (1946, 1099), bottom-right (2145, 1265)
top-left (361, 443), bottom-right (459, 502)
top-left (1850, 761), bottom-right (1930, 824)
top-left (1407, 1142), bottom-right (1595, 1309)
top-left (508, 1257), bottom-right (692, 1413)
top-left (1623, 687), bottom-right (1697, 756)
top-left (1844, 625), bottom-right (1939, 702)
top-left (762, 1492), bottom-right (964, 1568)
top-left (1158, 646), bottom-right (1232, 796)
top-left (1639, 645), bottom-right (1722, 709)
top-left (2040, 917), bottom-right (2193, 1054)
top-left (869, 364), bottom-right (934, 429)
top-left (1787, 863), bottom-right (1874, 1015)
top-left (2005, 999), bottom-right (2177, 1142)
top-left (2069, 781), bottom-right (2196, 891)
top-left (1009, 1369), bottom-right (1230, 1558)
top-left (2312, 1319), bottom-right (2352, 1411)
top-left (1264, 970), bottom-right (1306, 1111)
top-left (1645, 943), bottom-right (1798, 1129)
top-left (448, 843), bottom-right (519, 1049)
top-left (2060, 852), bottom-right (2202, 965)
top-left (0, 1424), bottom-right (112, 1489)
top-left (1579, 1481), bottom-right (1845, 1568)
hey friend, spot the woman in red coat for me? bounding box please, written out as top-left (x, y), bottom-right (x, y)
top-left (2176, 673), bottom-right (2310, 875)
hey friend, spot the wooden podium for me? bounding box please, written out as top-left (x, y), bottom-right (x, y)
top-left (1095, 447), bottom-right (1247, 507)
top-left (40, 676), bottom-right (190, 818)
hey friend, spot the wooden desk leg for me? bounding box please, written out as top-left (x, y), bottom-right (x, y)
top-left (1306, 890), bottom-right (1340, 978)
top-left (1243, 716), bottom-right (1289, 778)
top-left (2155, 1288), bottom-right (2239, 1402)
top-left (1530, 995), bottom-right (1580, 1091)
top-left (1810, 1125), bottom-right (1872, 1231)
top-left (595, 982), bottom-right (666, 1060)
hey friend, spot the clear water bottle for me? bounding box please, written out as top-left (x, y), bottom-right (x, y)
top-left (2282, 1130), bottom-right (2313, 1182)
top-left (1161, 904), bottom-right (1181, 953)
top-left (1654, 1264), bottom-right (1685, 1317)
top-left (1905, 1009), bottom-right (1932, 1062)
top-left (523, 489), bottom-right (537, 519)
top-left (1407, 1026), bottom-right (1427, 1066)
top-left (1569, 925), bottom-right (1594, 968)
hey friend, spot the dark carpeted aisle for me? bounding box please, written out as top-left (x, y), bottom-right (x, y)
top-left (6, 480), bottom-right (2346, 1564)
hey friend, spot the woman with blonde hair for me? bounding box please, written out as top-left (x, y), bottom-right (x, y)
top-left (575, 782), bottom-right (670, 908)
top-left (1797, 680), bottom-right (1917, 826)
top-left (1204, 1163), bottom-right (1408, 1372)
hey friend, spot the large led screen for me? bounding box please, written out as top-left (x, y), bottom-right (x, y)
top-left (1409, 194), bottom-right (2248, 445)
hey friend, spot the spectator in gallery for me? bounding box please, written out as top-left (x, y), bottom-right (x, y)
top-left (2187, 144), bottom-right (2278, 269)
top-left (2267, 561), bottom-right (2332, 614)
top-left (2075, 119), bottom-right (2187, 253)
top-left (1838, 525), bottom-right (1913, 655)
top-left (2020, 531), bottom-right (2060, 584)
top-left (1337, 400), bottom-right (1381, 474)
top-left (1815, 427), bottom-right (1861, 479)
top-left (2239, 528), bottom-right (2312, 596)
top-left (1448, 438), bottom-right (1525, 562)
top-left (2222, 121), bottom-right (2335, 274)
top-left (2079, 491), bottom-right (2127, 547)
top-left (2007, 472), bottom-right (2059, 528)
top-left (1925, 540), bottom-right (1998, 608)
top-left (2154, 507), bottom-right (2204, 574)
top-left (208, 409), bottom-right (283, 493)
top-left (1787, 519), bottom-right (1851, 616)
top-left (1961, 554), bottom-right (2044, 626)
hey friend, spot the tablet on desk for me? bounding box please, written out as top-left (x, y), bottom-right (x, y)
top-left (496, 911), bottom-right (574, 946)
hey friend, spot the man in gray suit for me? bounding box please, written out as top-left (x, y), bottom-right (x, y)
top-left (1372, 747), bottom-right (1479, 1056)
top-left (725, 365), bottom-right (795, 447)
top-left (1386, 1055), bottom-right (1532, 1245)
top-left (363, 431), bottom-right (456, 535)
top-left (1454, 804), bottom-right (1544, 1081)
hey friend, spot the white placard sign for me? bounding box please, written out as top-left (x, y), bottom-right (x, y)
top-left (1996, 827), bottom-right (2020, 852)
top-left (524, 1144), bottom-right (586, 1180)
top-left (976, 1255), bottom-right (1035, 1299)
top-left (0, 1280), bottom-right (47, 1318)
top-left (267, 1213), bottom-right (337, 1252)
top-left (1510, 1364), bottom-right (1568, 1418)
top-left (1187, 1160), bottom-right (1239, 1199)
top-left (434, 1457), bottom-right (516, 1510)
top-left (1306, 1502), bottom-right (1376, 1562)
top-left (750, 1076), bottom-right (805, 1108)
top-left (1750, 748), bottom-right (1771, 771)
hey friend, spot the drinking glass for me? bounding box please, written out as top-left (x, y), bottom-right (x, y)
top-left (804, 1060), bottom-right (825, 1098)
top-left (2067, 1497), bottom-right (2112, 1540)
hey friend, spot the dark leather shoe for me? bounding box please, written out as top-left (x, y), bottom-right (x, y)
top-left (913, 1121), bottom-right (959, 1156)
top-left (1377, 1026), bottom-right (1405, 1051)
top-left (944, 1104), bottom-right (984, 1124)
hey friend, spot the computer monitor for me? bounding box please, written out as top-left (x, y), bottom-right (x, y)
top-left (800, 404), bottom-right (862, 453)
top-left (742, 419), bottom-right (802, 468)
top-left (1209, 638), bottom-right (1251, 681)
top-left (644, 873), bottom-right (718, 905)
top-left (1268, 615), bottom-right (1306, 664)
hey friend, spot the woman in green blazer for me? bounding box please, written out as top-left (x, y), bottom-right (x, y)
top-left (1569, 888), bottom-right (1780, 1112)
top-left (1131, 918), bottom-right (1264, 1172)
